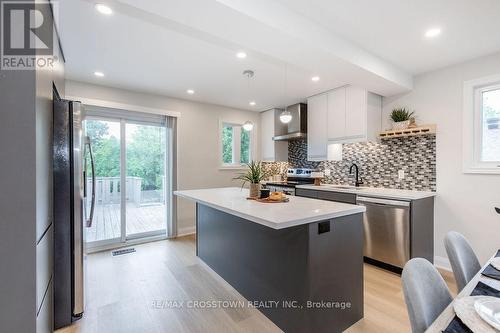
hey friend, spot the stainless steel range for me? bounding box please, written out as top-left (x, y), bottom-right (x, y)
top-left (265, 168), bottom-right (315, 196)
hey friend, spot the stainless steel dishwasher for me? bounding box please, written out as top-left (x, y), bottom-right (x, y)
top-left (356, 196), bottom-right (410, 268)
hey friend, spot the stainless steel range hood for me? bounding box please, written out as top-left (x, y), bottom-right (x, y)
top-left (272, 103), bottom-right (307, 141)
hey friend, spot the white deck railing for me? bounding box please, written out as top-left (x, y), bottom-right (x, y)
top-left (86, 176), bottom-right (165, 206)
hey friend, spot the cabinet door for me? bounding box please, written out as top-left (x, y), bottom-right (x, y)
top-left (327, 88), bottom-right (346, 140)
top-left (261, 109), bottom-right (275, 161)
top-left (295, 188), bottom-right (318, 198)
top-left (307, 94), bottom-right (328, 161)
top-left (345, 86), bottom-right (367, 138)
top-left (316, 191), bottom-right (357, 204)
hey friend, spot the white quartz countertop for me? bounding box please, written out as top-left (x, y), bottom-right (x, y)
top-left (174, 187), bottom-right (365, 230)
top-left (296, 184), bottom-right (436, 201)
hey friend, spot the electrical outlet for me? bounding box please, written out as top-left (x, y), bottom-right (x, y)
top-left (398, 170), bottom-right (405, 180)
top-left (324, 169), bottom-right (331, 176)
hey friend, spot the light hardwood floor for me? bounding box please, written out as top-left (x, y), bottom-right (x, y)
top-left (57, 235), bottom-right (456, 333)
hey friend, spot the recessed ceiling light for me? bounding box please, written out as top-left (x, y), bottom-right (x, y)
top-left (95, 4), bottom-right (113, 15)
top-left (94, 71), bottom-right (104, 77)
top-left (425, 27), bottom-right (441, 38)
top-left (249, 101), bottom-right (256, 106)
top-left (311, 76), bottom-right (320, 82)
top-left (187, 89), bottom-right (195, 95)
top-left (236, 52), bottom-right (247, 59)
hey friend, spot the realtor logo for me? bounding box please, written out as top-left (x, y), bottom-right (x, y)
top-left (1, 0), bottom-right (58, 70)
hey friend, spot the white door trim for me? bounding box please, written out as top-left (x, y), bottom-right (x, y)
top-left (66, 95), bottom-right (181, 118)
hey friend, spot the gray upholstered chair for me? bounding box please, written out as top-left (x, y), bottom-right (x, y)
top-left (444, 231), bottom-right (481, 292)
top-left (402, 258), bottom-right (453, 333)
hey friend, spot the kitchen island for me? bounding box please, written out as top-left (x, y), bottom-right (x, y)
top-left (174, 187), bottom-right (366, 333)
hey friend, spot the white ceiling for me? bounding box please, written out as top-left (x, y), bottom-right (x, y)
top-left (58, 0), bottom-right (500, 111)
top-left (274, 0), bottom-right (500, 75)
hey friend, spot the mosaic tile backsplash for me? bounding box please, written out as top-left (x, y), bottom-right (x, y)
top-left (264, 135), bottom-right (436, 191)
top-left (261, 161), bottom-right (288, 181)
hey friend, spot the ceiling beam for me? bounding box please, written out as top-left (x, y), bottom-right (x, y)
top-left (86, 0), bottom-right (413, 96)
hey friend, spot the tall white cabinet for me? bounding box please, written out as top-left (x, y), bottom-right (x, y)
top-left (307, 86), bottom-right (382, 161)
top-left (260, 109), bottom-right (288, 162)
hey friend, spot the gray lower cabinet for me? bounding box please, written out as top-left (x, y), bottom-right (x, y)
top-left (296, 188), bottom-right (434, 269)
top-left (36, 226), bottom-right (53, 333)
top-left (36, 225), bottom-right (53, 313)
top-left (296, 188), bottom-right (357, 204)
top-left (317, 191), bottom-right (357, 204)
top-left (37, 279), bottom-right (53, 333)
top-left (295, 188), bottom-right (318, 199)
top-left (409, 197), bottom-right (435, 263)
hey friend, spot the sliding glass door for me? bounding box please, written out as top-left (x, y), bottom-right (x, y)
top-left (85, 119), bottom-right (122, 244)
top-left (125, 123), bottom-right (166, 238)
top-left (84, 114), bottom-right (168, 249)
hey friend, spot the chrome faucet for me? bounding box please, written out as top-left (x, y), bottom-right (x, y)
top-left (349, 163), bottom-right (364, 187)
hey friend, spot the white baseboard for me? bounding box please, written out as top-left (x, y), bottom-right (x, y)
top-left (434, 255), bottom-right (452, 272)
top-left (177, 226), bottom-right (196, 237)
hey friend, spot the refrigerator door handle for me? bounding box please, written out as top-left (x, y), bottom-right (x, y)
top-left (85, 136), bottom-right (96, 228)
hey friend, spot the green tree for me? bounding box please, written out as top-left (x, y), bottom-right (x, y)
top-left (484, 105), bottom-right (500, 119)
top-left (86, 121), bottom-right (167, 193)
top-left (483, 92), bottom-right (500, 118)
top-left (86, 120), bottom-right (108, 145)
top-left (86, 121), bottom-right (120, 178)
top-left (240, 129), bottom-right (250, 163)
top-left (222, 126), bottom-right (233, 163)
top-left (126, 125), bottom-right (165, 190)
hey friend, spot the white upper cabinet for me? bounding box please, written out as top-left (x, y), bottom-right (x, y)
top-left (307, 93), bottom-right (328, 161)
top-left (327, 88), bottom-right (346, 140)
top-left (307, 86), bottom-right (382, 160)
top-left (260, 109), bottom-right (288, 162)
top-left (345, 86), bottom-right (368, 139)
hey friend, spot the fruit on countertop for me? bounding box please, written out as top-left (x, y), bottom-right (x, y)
top-left (269, 192), bottom-right (286, 201)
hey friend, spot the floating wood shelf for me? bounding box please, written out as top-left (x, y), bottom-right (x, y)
top-left (379, 124), bottom-right (436, 139)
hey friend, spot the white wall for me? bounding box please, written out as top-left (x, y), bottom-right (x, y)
top-left (65, 80), bottom-right (261, 234)
top-left (383, 52), bottom-right (500, 265)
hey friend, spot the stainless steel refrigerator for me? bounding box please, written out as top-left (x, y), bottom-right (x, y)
top-left (53, 99), bottom-right (95, 329)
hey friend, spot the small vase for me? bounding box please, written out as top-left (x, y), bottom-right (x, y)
top-left (392, 120), bottom-right (410, 130)
top-left (249, 183), bottom-right (261, 198)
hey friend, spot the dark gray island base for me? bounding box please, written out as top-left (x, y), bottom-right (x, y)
top-left (196, 203), bottom-right (364, 333)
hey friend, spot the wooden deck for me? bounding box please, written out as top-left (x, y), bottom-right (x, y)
top-left (86, 202), bottom-right (166, 243)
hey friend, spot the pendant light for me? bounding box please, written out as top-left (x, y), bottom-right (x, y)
top-left (242, 121), bottom-right (254, 131)
top-left (279, 110), bottom-right (292, 124)
top-left (242, 70), bottom-right (255, 131)
top-left (243, 69), bottom-right (255, 108)
top-left (280, 64), bottom-right (292, 124)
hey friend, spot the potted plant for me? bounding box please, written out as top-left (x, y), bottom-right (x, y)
top-left (234, 161), bottom-right (268, 198)
top-left (390, 108), bottom-right (415, 130)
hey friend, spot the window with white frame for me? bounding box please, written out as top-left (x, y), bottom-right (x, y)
top-left (463, 76), bottom-right (500, 173)
top-left (220, 122), bottom-right (252, 167)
